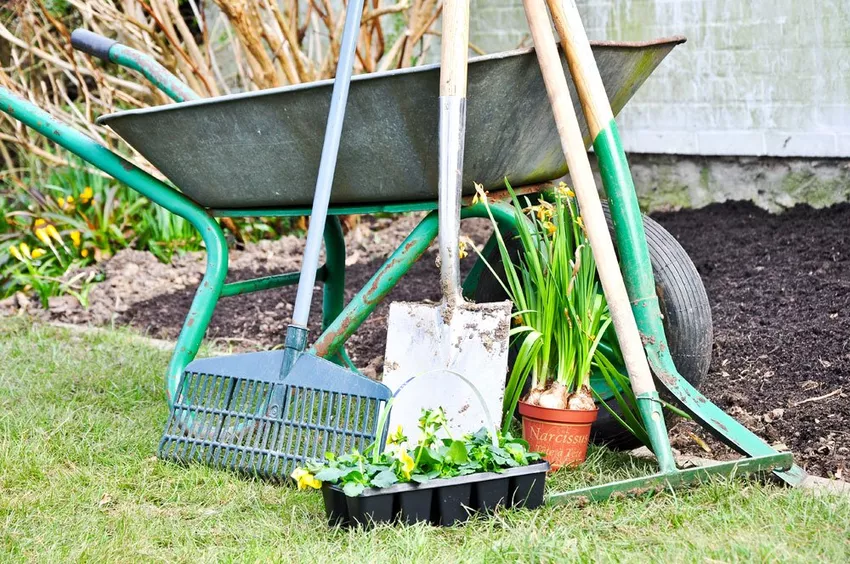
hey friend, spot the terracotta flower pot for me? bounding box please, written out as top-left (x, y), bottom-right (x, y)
top-left (518, 400), bottom-right (598, 470)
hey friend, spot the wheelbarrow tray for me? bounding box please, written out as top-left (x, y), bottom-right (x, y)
top-left (99, 37), bottom-right (684, 209)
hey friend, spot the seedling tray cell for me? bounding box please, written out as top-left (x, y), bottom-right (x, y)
top-left (322, 462), bottom-right (549, 528)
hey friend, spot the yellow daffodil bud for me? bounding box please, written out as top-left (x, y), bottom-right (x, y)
top-left (458, 239), bottom-right (468, 259)
top-left (70, 231), bottom-right (82, 247)
top-left (31, 248), bottom-right (46, 259)
top-left (67, 196), bottom-right (74, 205)
top-left (34, 218), bottom-right (47, 227)
top-left (9, 245), bottom-right (23, 261)
top-left (45, 224), bottom-right (63, 244)
top-left (80, 187), bottom-right (94, 204)
top-left (544, 221), bottom-right (556, 235)
top-left (20, 243), bottom-right (31, 259)
top-left (81, 249), bottom-right (89, 258)
top-left (56, 197), bottom-right (66, 209)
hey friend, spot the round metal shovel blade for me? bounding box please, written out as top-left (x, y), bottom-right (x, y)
top-left (382, 299), bottom-right (512, 441)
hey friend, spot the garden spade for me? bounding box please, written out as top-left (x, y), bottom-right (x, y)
top-left (382, 0), bottom-right (513, 441)
top-left (158, 0), bottom-right (391, 480)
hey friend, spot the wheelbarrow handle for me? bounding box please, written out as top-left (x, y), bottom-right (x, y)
top-left (70, 29), bottom-right (200, 103)
top-left (70, 29), bottom-right (118, 62)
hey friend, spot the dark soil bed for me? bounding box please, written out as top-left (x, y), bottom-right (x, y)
top-left (12, 202), bottom-right (849, 479)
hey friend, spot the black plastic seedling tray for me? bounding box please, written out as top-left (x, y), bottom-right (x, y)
top-left (322, 462), bottom-right (550, 527)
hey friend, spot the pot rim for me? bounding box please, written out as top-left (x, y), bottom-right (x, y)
top-left (518, 399), bottom-right (599, 424)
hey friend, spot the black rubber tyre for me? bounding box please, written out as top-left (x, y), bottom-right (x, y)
top-left (471, 202), bottom-right (713, 450)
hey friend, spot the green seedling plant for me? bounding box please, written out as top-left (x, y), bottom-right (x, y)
top-left (472, 180), bottom-right (686, 447)
top-left (292, 407), bottom-right (543, 496)
top-left (473, 181), bottom-right (610, 420)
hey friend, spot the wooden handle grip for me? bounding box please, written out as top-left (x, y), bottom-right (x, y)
top-left (522, 0), bottom-right (656, 396)
top-left (546, 0), bottom-right (613, 136)
top-left (440, 0), bottom-right (470, 97)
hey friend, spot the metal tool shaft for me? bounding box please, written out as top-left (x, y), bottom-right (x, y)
top-left (291, 0), bottom-right (364, 327)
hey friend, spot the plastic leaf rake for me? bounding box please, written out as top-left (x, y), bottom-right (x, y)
top-left (159, 353), bottom-right (390, 479)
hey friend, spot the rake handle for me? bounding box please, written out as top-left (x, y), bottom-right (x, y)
top-left (521, 0), bottom-right (656, 397)
top-left (290, 0), bottom-right (364, 328)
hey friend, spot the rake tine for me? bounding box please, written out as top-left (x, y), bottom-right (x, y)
top-left (309, 390), bottom-right (327, 462)
top-left (187, 372), bottom-right (218, 461)
top-left (208, 376), bottom-right (237, 466)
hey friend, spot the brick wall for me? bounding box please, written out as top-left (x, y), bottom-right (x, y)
top-left (468, 0), bottom-right (850, 158)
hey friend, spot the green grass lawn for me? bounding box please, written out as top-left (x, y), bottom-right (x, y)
top-left (1, 318), bottom-right (848, 562)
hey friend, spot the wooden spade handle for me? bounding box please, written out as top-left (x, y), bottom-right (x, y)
top-left (546, 0), bottom-right (612, 137)
top-left (522, 0), bottom-right (656, 396)
top-left (440, 0), bottom-right (470, 97)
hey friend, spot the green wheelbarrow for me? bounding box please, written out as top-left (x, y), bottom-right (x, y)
top-left (0, 29), bottom-right (802, 497)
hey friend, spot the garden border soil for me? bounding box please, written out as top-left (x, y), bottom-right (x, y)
top-left (4, 202), bottom-right (848, 479)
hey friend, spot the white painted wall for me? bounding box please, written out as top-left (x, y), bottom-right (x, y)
top-left (469, 0), bottom-right (850, 158)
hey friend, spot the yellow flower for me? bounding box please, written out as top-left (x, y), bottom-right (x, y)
top-left (34, 218), bottom-right (47, 228)
top-left (35, 227), bottom-right (51, 246)
top-left (533, 201), bottom-right (554, 222)
top-left (291, 467), bottom-right (321, 490)
top-left (70, 231), bottom-right (82, 247)
top-left (9, 245), bottom-right (23, 261)
top-left (56, 197), bottom-right (66, 209)
top-left (45, 224), bottom-right (63, 244)
top-left (67, 196), bottom-right (75, 206)
top-left (513, 314), bottom-right (524, 325)
top-left (576, 216), bottom-right (585, 229)
top-left (458, 239), bottom-right (468, 259)
top-left (543, 221), bottom-right (556, 235)
top-left (556, 181), bottom-right (575, 198)
top-left (81, 249), bottom-right (89, 258)
top-left (398, 449), bottom-right (415, 480)
top-left (387, 424), bottom-right (407, 446)
top-left (80, 187), bottom-right (94, 204)
top-left (19, 243), bottom-right (31, 260)
top-left (31, 248), bottom-right (46, 259)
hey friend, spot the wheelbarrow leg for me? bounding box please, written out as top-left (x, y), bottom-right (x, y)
top-left (165, 214), bottom-right (228, 405)
top-left (595, 123), bottom-right (805, 486)
top-left (320, 216), bottom-right (357, 368)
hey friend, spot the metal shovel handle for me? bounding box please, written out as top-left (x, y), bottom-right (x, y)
top-left (438, 0), bottom-right (470, 302)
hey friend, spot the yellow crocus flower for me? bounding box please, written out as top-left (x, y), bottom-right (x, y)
top-left (45, 224), bottom-right (63, 244)
top-left (19, 243), bottom-right (31, 260)
top-left (56, 197), bottom-right (66, 209)
top-left (81, 249), bottom-right (89, 258)
top-left (9, 245), bottom-right (23, 261)
top-left (31, 248), bottom-right (46, 259)
top-left (70, 231), bottom-right (82, 247)
top-left (80, 187), bottom-right (94, 204)
top-left (34, 218), bottom-right (47, 227)
top-left (291, 468), bottom-right (321, 490)
top-left (35, 227), bottom-right (51, 246)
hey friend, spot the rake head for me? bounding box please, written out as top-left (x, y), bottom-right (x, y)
top-left (158, 351), bottom-right (392, 481)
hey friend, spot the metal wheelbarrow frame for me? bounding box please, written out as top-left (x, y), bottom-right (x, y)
top-left (0, 31), bottom-right (802, 498)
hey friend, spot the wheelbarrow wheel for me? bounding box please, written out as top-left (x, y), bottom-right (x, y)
top-left (470, 202), bottom-right (712, 450)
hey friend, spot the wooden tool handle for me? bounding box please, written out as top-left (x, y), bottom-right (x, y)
top-left (546, 0), bottom-right (613, 137)
top-left (522, 0), bottom-right (656, 396)
top-left (440, 0), bottom-right (470, 97)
